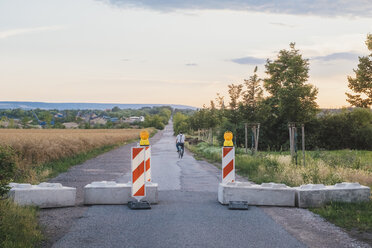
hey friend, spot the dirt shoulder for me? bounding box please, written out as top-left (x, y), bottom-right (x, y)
top-left (39, 130), bottom-right (164, 248)
top-left (261, 207), bottom-right (370, 248)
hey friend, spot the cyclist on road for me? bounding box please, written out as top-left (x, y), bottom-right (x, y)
top-left (176, 131), bottom-right (185, 153)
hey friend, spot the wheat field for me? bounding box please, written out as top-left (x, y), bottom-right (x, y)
top-left (0, 129), bottom-right (147, 177)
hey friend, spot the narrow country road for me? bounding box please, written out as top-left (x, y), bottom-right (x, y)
top-left (42, 123), bottom-right (369, 248)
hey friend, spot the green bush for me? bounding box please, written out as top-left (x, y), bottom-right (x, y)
top-left (190, 106), bottom-right (372, 150)
top-left (173, 112), bottom-right (190, 135)
top-left (0, 199), bottom-right (42, 248)
top-left (313, 108), bottom-right (372, 150)
top-left (143, 114), bottom-right (165, 130)
top-left (0, 146), bottom-right (16, 197)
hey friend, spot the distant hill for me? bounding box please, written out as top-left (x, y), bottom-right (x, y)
top-left (0, 101), bottom-right (197, 110)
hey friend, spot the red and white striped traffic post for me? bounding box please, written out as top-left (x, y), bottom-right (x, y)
top-left (145, 146), bottom-right (152, 182)
top-left (129, 130), bottom-right (153, 209)
top-left (222, 131), bottom-right (235, 184)
top-left (220, 131), bottom-right (249, 210)
top-left (139, 130), bottom-right (151, 182)
top-left (131, 147), bottom-right (146, 201)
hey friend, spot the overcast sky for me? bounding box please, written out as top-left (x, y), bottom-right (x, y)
top-left (0, 0), bottom-right (371, 108)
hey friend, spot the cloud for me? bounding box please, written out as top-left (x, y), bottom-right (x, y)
top-left (99, 0), bottom-right (372, 17)
top-left (270, 22), bottom-right (295, 28)
top-left (312, 52), bottom-right (361, 61)
top-left (231, 56), bottom-right (266, 65)
top-left (185, 63), bottom-right (198, 66)
top-left (0, 26), bottom-right (65, 39)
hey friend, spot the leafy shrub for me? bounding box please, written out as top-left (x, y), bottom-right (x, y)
top-left (315, 108), bottom-right (372, 150)
top-left (143, 114), bottom-right (165, 130)
top-left (191, 106), bottom-right (372, 150)
top-left (0, 146), bottom-right (16, 197)
top-left (173, 112), bottom-right (190, 135)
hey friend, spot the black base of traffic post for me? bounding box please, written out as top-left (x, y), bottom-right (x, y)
top-left (228, 201), bottom-right (249, 210)
top-left (128, 201), bottom-right (151, 210)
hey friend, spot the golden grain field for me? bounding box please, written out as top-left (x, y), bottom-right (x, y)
top-left (0, 129), bottom-right (148, 170)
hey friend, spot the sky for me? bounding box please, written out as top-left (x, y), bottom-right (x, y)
top-left (0, 0), bottom-right (371, 108)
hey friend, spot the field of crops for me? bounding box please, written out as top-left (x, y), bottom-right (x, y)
top-left (0, 129), bottom-right (149, 182)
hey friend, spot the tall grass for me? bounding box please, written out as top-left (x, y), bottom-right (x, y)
top-left (0, 199), bottom-right (42, 248)
top-left (189, 142), bottom-right (372, 188)
top-left (311, 201), bottom-right (372, 232)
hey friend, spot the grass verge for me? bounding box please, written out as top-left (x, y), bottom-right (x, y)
top-left (0, 199), bottom-right (42, 248)
top-left (26, 143), bottom-right (125, 183)
top-left (187, 142), bottom-right (372, 188)
top-left (187, 141), bottom-right (372, 233)
top-left (311, 201), bottom-right (372, 232)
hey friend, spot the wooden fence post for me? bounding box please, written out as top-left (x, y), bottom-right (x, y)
top-left (302, 124), bottom-right (305, 167)
top-left (245, 123), bottom-right (248, 154)
top-left (290, 125), bottom-right (292, 157)
top-left (256, 123), bottom-right (260, 153)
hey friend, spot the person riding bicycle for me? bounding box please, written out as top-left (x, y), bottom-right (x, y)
top-left (176, 131), bottom-right (185, 153)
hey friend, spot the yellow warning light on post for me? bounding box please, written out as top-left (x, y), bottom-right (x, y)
top-left (223, 131), bottom-right (233, 147)
top-left (140, 130), bottom-right (150, 146)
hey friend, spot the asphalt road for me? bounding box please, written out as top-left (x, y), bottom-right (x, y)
top-left (52, 124), bottom-right (307, 248)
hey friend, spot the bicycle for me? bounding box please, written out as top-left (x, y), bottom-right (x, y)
top-left (178, 146), bottom-right (184, 159)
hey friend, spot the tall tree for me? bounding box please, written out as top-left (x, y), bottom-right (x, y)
top-left (227, 84), bottom-right (243, 144)
top-left (214, 93), bottom-right (226, 120)
top-left (207, 100), bottom-right (219, 129)
top-left (264, 43), bottom-right (318, 122)
top-left (228, 84), bottom-right (243, 111)
top-left (346, 34), bottom-right (372, 108)
top-left (198, 101), bottom-right (219, 132)
top-left (242, 66), bottom-right (263, 121)
top-left (203, 101), bottom-right (219, 143)
top-left (215, 93), bottom-right (225, 110)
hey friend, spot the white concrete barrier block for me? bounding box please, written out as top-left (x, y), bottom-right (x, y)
top-left (8, 183), bottom-right (76, 208)
top-left (84, 181), bottom-right (158, 205)
top-left (218, 182), bottom-right (296, 207)
top-left (295, 182), bottom-right (370, 208)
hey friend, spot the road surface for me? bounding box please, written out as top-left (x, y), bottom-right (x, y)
top-left (42, 123), bottom-right (369, 248)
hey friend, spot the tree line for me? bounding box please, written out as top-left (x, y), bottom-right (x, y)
top-left (0, 106), bottom-right (172, 130)
top-left (175, 36), bottom-right (372, 151)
